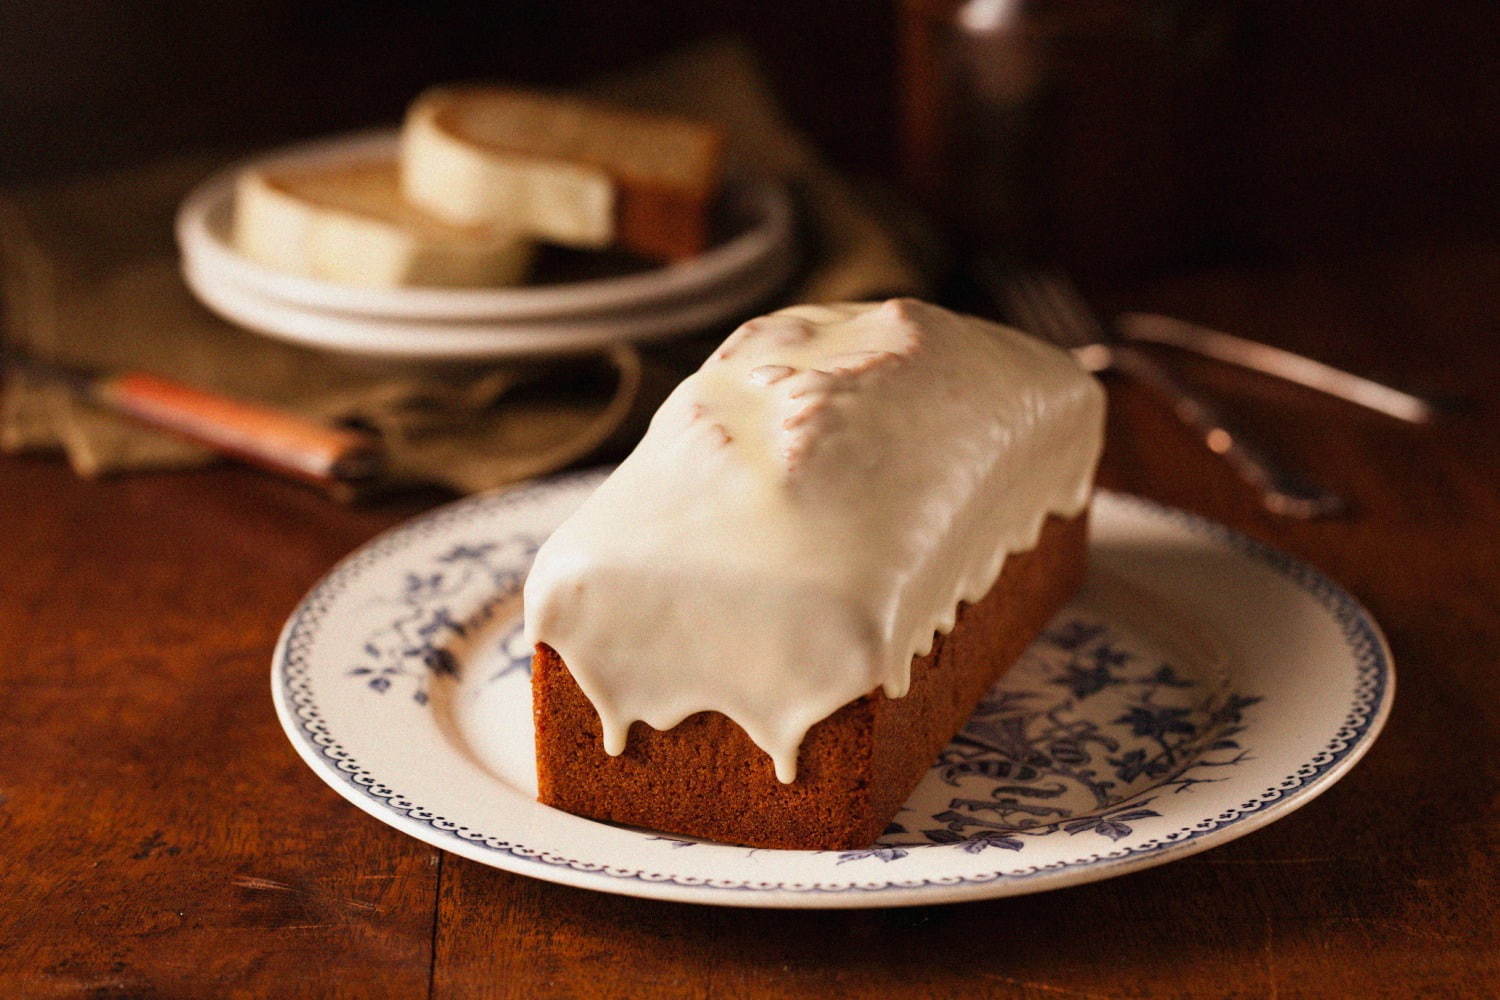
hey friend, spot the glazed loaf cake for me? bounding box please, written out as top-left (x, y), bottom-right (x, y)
top-left (525, 299), bottom-right (1105, 850)
top-left (402, 87), bottom-right (725, 261)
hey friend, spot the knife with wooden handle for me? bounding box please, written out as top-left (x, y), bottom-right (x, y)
top-left (1, 347), bottom-right (386, 490)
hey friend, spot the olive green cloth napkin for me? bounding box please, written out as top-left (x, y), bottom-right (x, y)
top-left (0, 39), bottom-right (922, 493)
top-left (0, 165), bottom-right (646, 492)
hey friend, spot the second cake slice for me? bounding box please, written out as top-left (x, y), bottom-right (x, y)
top-left (401, 87), bottom-right (725, 261)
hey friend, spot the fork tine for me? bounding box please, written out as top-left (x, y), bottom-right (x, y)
top-left (1030, 270), bottom-right (1108, 348)
top-left (971, 260), bottom-right (1106, 356)
top-left (1005, 272), bottom-right (1048, 337)
top-left (970, 258), bottom-right (1034, 332)
top-left (1016, 272), bottom-right (1084, 349)
top-left (987, 266), bottom-right (1061, 345)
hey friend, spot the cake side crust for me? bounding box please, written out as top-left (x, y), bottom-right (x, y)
top-left (532, 510), bottom-right (1088, 850)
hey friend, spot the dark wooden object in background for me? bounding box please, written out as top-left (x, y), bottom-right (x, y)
top-left (2, 243), bottom-right (1496, 996)
top-left (899, 0), bottom-right (1500, 281)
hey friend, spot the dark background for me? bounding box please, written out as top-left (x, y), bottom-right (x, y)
top-left (2, 0), bottom-right (1497, 282)
top-left (2, 5), bottom-right (1498, 996)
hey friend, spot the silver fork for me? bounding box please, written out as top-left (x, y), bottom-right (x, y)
top-left (1117, 312), bottom-right (1435, 424)
top-left (989, 265), bottom-right (1347, 519)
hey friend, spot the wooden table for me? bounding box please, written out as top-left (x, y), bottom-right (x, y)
top-left (3, 243), bottom-right (1496, 998)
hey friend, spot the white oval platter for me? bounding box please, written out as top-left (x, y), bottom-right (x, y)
top-left (272, 470), bottom-right (1393, 908)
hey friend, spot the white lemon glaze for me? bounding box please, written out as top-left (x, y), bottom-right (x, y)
top-left (524, 299), bottom-right (1105, 782)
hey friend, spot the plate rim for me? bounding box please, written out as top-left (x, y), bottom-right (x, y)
top-left (272, 475), bottom-right (1394, 908)
top-left (181, 250), bottom-right (794, 360)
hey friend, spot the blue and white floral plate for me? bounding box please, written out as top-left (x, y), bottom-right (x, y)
top-left (273, 469), bottom-right (1393, 908)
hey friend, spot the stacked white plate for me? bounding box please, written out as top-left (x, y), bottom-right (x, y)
top-left (176, 131), bottom-right (797, 361)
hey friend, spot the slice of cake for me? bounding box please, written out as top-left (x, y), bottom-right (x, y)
top-left (400, 87), bottom-right (725, 261)
top-left (525, 299), bottom-right (1106, 850)
top-left (232, 157), bottom-right (532, 288)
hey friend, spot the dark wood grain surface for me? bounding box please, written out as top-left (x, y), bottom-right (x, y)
top-left (3, 243), bottom-right (1497, 998)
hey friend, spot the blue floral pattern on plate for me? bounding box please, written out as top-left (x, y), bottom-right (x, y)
top-left (341, 533), bottom-right (1262, 860)
top-left (345, 537), bottom-right (538, 704)
top-left (864, 618), bottom-right (1261, 859)
top-left (274, 472), bottom-right (1393, 907)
